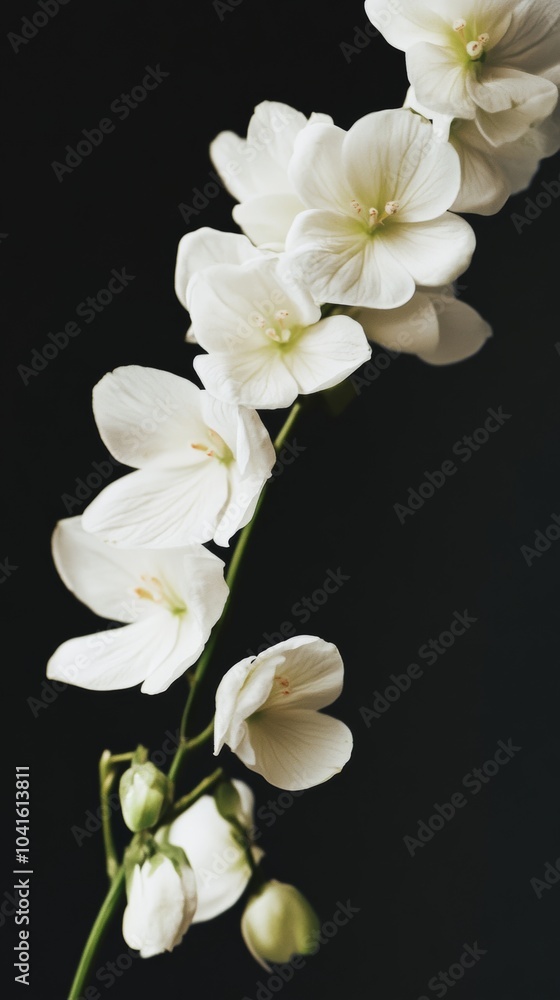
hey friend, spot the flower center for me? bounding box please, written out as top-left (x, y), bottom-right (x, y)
top-left (134, 574), bottom-right (186, 616)
top-left (453, 18), bottom-right (489, 61)
top-left (250, 307), bottom-right (300, 349)
top-left (191, 428), bottom-right (234, 463)
top-left (351, 199), bottom-right (400, 230)
top-left (276, 675), bottom-right (292, 696)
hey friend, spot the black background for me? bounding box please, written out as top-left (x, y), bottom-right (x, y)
top-left (2, 1), bottom-right (560, 997)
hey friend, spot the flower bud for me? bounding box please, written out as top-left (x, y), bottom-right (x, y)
top-left (241, 879), bottom-right (320, 969)
top-left (123, 841), bottom-right (197, 958)
top-left (119, 761), bottom-right (172, 832)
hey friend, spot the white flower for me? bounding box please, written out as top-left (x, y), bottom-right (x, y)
top-left (351, 286), bottom-right (492, 365)
top-left (214, 635), bottom-right (353, 790)
top-left (365, 0), bottom-right (559, 146)
top-left (284, 108), bottom-right (475, 310)
top-left (166, 780), bottom-right (263, 923)
top-left (188, 257), bottom-right (371, 409)
top-left (241, 880), bottom-right (320, 970)
top-left (46, 517), bottom-right (228, 694)
top-left (174, 228), bottom-right (270, 341)
top-left (80, 366), bottom-right (275, 548)
top-left (123, 850), bottom-right (197, 958)
top-left (210, 101), bottom-right (333, 249)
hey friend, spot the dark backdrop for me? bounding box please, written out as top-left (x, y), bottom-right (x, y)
top-left (2, 1), bottom-right (560, 998)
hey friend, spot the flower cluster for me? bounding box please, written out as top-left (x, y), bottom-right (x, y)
top-left (51, 3), bottom-right (559, 987)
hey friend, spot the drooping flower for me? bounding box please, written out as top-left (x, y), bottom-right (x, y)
top-left (166, 779), bottom-right (263, 923)
top-left (350, 286), bottom-right (492, 365)
top-left (188, 257), bottom-right (371, 409)
top-left (46, 517), bottom-right (228, 694)
top-left (284, 108), bottom-right (475, 310)
top-left (123, 844), bottom-right (197, 958)
top-left (241, 880), bottom-right (320, 970)
top-left (214, 635), bottom-right (353, 790)
top-left (210, 101), bottom-right (333, 249)
top-left (365, 0), bottom-right (559, 146)
top-left (80, 366), bottom-right (276, 548)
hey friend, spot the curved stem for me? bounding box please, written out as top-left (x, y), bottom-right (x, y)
top-left (99, 751), bottom-right (119, 881)
top-left (67, 868), bottom-right (126, 1000)
top-left (169, 400), bottom-right (304, 784)
top-left (162, 767), bottom-right (224, 824)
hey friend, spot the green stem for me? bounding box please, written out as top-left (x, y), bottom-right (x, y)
top-left (162, 767), bottom-right (224, 823)
top-left (169, 400), bottom-right (304, 785)
top-left (67, 868), bottom-right (126, 1000)
top-left (99, 751), bottom-right (119, 881)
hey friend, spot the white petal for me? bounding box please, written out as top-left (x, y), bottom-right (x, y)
top-left (472, 69), bottom-right (558, 146)
top-left (167, 781), bottom-right (256, 923)
top-left (232, 193), bottom-right (306, 248)
top-left (214, 654), bottom-right (282, 755)
top-left (284, 315), bottom-right (371, 394)
top-left (364, 0), bottom-right (449, 49)
top-left (285, 210), bottom-right (416, 309)
top-left (288, 123), bottom-right (351, 212)
top-left (175, 228), bottom-right (263, 309)
top-left (417, 297), bottom-right (492, 365)
top-left (123, 857), bottom-right (196, 958)
top-left (242, 710), bottom-right (353, 791)
top-left (407, 42), bottom-right (476, 119)
top-left (194, 348), bottom-right (300, 410)
top-left (382, 214), bottom-right (476, 288)
top-left (450, 122), bottom-right (511, 215)
top-left (343, 109), bottom-right (461, 222)
top-left (82, 463), bottom-right (230, 548)
top-left (260, 635), bottom-right (346, 712)
top-left (353, 292), bottom-right (441, 355)
top-left (498, 1), bottom-right (560, 75)
top-left (92, 367), bottom-right (208, 470)
top-left (52, 516), bottom-right (146, 623)
top-left (47, 614), bottom-right (186, 692)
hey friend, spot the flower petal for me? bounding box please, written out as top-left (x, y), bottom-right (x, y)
top-left (284, 315), bottom-right (371, 394)
top-left (382, 214), bottom-right (476, 288)
top-left (260, 635), bottom-right (346, 712)
top-left (232, 193), bottom-right (306, 249)
top-left (288, 123), bottom-right (351, 212)
top-left (92, 367), bottom-right (209, 470)
top-left (194, 348), bottom-right (299, 410)
top-left (82, 463), bottom-right (229, 548)
top-left (416, 297), bottom-right (492, 365)
top-left (473, 69), bottom-right (558, 146)
top-left (353, 292), bottom-right (441, 355)
top-left (175, 228), bottom-right (263, 310)
top-left (406, 42), bottom-right (476, 119)
top-left (214, 654), bottom-right (282, 755)
top-left (242, 710), bottom-right (353, 791)
top-left (47, 614), bottom-right (185, 692)
top-left (364, 0), bottom-right (450, 49)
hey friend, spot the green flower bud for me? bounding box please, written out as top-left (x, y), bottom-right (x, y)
top-left (119, 761), bottom-right (172, 833)
top-left (241, 880), bottom-right (320, 969)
